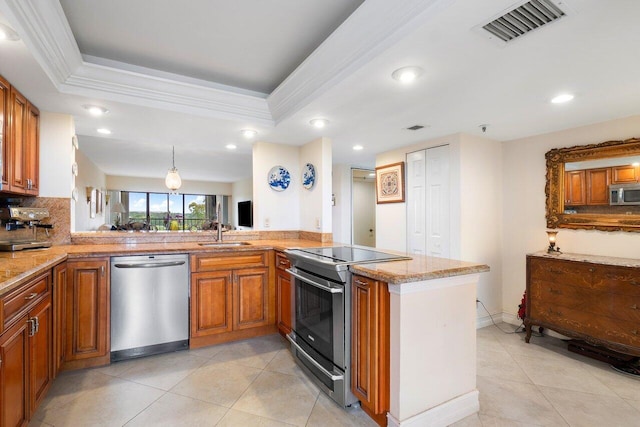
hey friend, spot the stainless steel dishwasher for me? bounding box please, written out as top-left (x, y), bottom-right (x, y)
top-left (110, 253), bottom-right (189, 362)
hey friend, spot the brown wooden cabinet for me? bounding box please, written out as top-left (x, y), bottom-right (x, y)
top-left (53, 262), bottom-right (67, 377)
top-left (190, 251), bottom-right (275, 348)
top-left (612, 164), bottom-right (640, 184)
top-left (0, 271), bottom-right (53, 427)
top-left (586, 167), bottom-right (611, 205)
top-left (275, 252), bottom-right (292, 336)
top-left (351, 274), bottom-right (390, 426)
top-left (525, 254), bottom-right (640, 356)
top-left (564, 170), bottom-right (586, 205)
top-left (64, 258), bottom-right (110, 369)
top-left (0, 74), bottom-right (40, 196)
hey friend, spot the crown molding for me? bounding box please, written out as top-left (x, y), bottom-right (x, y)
top-left (0, 0), bottom-right (273, 125)
top-left (267, 0), bottom-right (454, 124)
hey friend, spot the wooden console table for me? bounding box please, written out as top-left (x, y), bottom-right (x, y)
top-left (525, 252), bottom-right (640, 356)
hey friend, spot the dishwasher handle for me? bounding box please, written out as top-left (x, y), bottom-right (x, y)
top-left (113, 260), bottom-right (186, 269)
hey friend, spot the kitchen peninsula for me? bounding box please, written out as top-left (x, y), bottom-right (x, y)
top-left (0, 235), bottom-right (488, 427)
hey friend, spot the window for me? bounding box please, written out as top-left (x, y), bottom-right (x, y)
top-left (116, 191), bottom-right (228, 231)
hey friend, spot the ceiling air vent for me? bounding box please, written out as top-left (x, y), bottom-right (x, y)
top-left (481, 0), bottom-right (566, 43)
top-left (406, 125), bottom-right (425, 131)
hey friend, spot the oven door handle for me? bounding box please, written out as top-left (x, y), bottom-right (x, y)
top-left (286, 334), bottom-right (344, 381)
top-left (286, 269), bottom-right (343, 294)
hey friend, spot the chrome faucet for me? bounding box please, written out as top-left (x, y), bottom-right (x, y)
top-left (216, 201), bottom-right (223, 242)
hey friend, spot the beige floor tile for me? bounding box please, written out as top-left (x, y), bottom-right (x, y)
top-left (24, 420), bottom-right (53, 427)
top-left (477, 376), bottom-right (568, 426)
top-left (209, 334), bottom-right (285, 369)
top-left (115, 351), bottom-right (208, 390)
top-left (264, 348), bottom-right (306, 377)
top-left (478, 414), bottom-right (546, 426)
top-left (448, 413), bottom-right (482, 426)
top-left (512, 352), bottom-right (617, 396)
top-left (306, 393), bottom-right (377, 427)
top-left (233, 370), bottom-right (320, 426)
top-left (540, 385), bottom-right (640, 426)
top-left (625, 398), bottom-right (640, 412)
top-left (125, 392), bottom-right (228, 426)
top-left (216, 408), bottom-right (297, 426)
top-left (582, 363), bottom-right (640, 401)
top-left (170, 360), bottom-right (262, 407)
top-left (187, 343), bottom-right (227, 359)
top-left (477, 347), bottom-right (531, 384)
top-left (35, 376), bottom-right (164, 426)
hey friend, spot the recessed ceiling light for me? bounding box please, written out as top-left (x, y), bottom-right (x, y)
top-left (310, 118), bottom-right (328, 129)
top-left (83, 105), bottom-right (109, 116)
top-left (353, 145), bottom-right (364, 151)
top-left (0, 23), bottom-right (20, 41)
top-left (241, 129), bottom-right (257, 139)
top-left (225, 144), bottom-right (237, 150)
top-left (96, 128), bottom-right (111, 135)
top-left (551, 93), bottom-right (574, 104)
top-left (391, 66), bottom-right (424, 84)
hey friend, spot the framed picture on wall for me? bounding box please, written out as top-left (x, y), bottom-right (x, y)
top-left (375, 162), bottom-right (405, 204)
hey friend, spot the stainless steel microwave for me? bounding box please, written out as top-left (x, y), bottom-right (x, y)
top-left (609, 183), bottom-right (640, 205)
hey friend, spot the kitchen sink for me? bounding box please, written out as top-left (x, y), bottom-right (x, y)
top-left (198, 242), bottom-right (251, 247)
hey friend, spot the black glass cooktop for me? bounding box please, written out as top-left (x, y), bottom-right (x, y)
top-left (292, 246), bottom-right (410, 265)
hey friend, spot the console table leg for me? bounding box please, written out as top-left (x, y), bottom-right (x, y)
top-left (525, 324), bottom-right (532, 343)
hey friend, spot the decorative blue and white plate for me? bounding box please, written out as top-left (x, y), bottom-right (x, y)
top-left (268, 166), bottom-right (291, 191)
top-left (302, 163), bottom-right (316, 189)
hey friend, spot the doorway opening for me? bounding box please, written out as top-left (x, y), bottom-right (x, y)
top-left (351, 168), bottom-right (376, 247)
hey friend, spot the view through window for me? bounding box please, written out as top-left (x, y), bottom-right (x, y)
top-left (122, 192), bottom-right (226, 231)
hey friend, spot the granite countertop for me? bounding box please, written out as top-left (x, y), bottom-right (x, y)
top-left (351, 255), bottom-right (490, 285)
top-left (0, 240), bottom-right (490, 296)
top-left (528, 251), bottom-right (640, 268)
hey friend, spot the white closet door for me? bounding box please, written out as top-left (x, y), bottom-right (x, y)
top-left (407, 150), bottom-right (426, 254)
top-left (425, 145), bottom-right (450, 257)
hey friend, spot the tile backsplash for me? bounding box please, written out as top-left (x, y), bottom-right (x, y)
top-left (0, 197), bottom-right (72, 245)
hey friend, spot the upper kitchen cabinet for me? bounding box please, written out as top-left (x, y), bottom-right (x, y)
top-left (0, 74), bottom-right (40, 196)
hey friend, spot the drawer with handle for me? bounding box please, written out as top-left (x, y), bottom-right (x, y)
top-left (1, 271), bottom-right (51, 331)
top-left (275, 252), bottom-right (291, 271)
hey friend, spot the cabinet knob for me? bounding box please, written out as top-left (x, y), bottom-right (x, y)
top-left (354, 279), bottom-right (368, 286)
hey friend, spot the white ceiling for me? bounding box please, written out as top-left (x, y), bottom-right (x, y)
top-left (1, 0), bottom-right (640, 184)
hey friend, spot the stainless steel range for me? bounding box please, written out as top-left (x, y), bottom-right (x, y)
top-left (284, 246), bottom-right (410, 407)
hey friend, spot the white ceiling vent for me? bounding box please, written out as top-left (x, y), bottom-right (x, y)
top-left (478, 0), bottom-right (567, 44)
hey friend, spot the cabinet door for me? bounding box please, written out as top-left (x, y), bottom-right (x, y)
top-left (190, 271), bottom-right (233, 337)
top-left (612, 165), bottom-right (639, 184)
top-left (9, 87), bottom-right (28, 193)
top-left (29, 295), bottom-right (52, 414)
top-left (564, 170), bottom-right (586, 205)
top-left (0, 314), bottom-right (29, 427)
top-left (586, 168), bottom-right (611, 205)
top-left (351, 275), bottom-right (390, 419)
top-left (52, 262), bottom-right (67, 377)
top-left (0, 76), bottom-right (9, 188)
top-left (233, 267), bottom-right (269, 330)
top-left (65, 259), bottom-right (109, 363)
top-left (24, 102), bottom-right (39, 195)
top-left (276, 268), bottom-right (292, 336)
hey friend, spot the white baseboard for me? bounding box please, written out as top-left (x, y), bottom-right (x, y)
top-left (501, 312), bottom-right (521, 326)
top-left (386, 390), bottom-right (479, 427)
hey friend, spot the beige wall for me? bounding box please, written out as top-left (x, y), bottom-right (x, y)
top-left (501, 115), bottom-right (640, 320)
top-left (74, 149), bottom-right (107, 231)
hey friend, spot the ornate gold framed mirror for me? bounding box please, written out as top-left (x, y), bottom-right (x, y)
top-left (546, 137), bottom-right (640, 232)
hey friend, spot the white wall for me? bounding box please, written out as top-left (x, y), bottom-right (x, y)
top-left (501, 115), bottom-right (640, 320)
top-left (106, 175), bottom-right (232, 195)
top-left (331, 164), bottom-right (352, 244)
top-left (39, 112), bottom-right (74, 198)
top-left (300, 137), bottom-right (332, 233)
top-left (352, 178), bottom-right (376, 246)
top-left (253, 141), bottom-right (301, 230)
top-left (231, 177), bottom-right (253, 229)
top-left (74, 149), bottom-right (107, 231)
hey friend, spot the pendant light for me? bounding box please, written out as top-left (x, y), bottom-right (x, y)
top-left (165, 146), bottom-right (182, 191)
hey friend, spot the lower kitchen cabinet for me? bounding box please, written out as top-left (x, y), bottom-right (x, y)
top-left (275, 251), bottom-right (292, 336)
top-left (190, 251), bottom-right (275, 348)
top-left (0, 271), bottom-right (53, 427)
top-left (64, 258), bottom-right (110, 369)
top-left (52, 262), bottom-right (67, 377)
top-left (351, 274), bottom-right (390, 426)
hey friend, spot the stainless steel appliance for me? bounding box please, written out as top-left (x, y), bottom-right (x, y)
top-left (0, 207), bottom-right (52, 251)
top-left (284, 246), bottom-right (410, 407)
top-left (609, 183), bottom-right (640, 205)
top-left (110, 253), bottom-right (189, 361)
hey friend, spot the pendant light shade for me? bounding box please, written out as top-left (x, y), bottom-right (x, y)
top-left (165, 146), bottom-right (182, 191)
